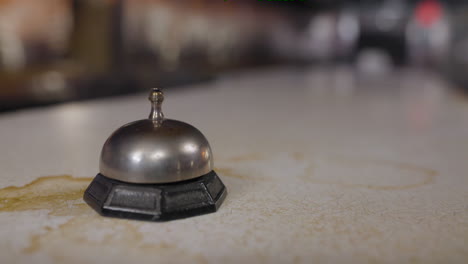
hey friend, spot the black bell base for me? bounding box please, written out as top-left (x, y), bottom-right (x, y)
top-left (83, 171), bottom-right (227, 222)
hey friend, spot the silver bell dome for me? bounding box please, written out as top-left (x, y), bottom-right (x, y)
top-left (99, 88), bottom-right (213, 184)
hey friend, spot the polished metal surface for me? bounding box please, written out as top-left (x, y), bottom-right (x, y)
top-left (99, 88), bottom-right (213, 184)
top-left (148, 88), bottom-right (165, 126)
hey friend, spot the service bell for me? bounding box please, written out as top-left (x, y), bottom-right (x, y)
top-left (84, 88), bottom-right (227, 221)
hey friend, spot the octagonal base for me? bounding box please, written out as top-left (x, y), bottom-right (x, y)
top-left (83, 170), bottom-right (227, 221)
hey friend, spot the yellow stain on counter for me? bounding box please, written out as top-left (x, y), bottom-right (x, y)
top-left (0, 175), bottom-right (92, 216)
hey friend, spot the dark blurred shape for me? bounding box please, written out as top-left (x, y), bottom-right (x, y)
top-left (0, 0), bottom-right (467, 112)
top-left (444, 5), bottom-right (468, 90)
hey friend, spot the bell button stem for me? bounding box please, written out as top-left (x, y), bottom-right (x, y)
top-left (149, 88), bottom-right (164, 125)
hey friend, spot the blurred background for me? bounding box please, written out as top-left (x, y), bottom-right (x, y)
top-left (0, 0), bottom-right (467, 112)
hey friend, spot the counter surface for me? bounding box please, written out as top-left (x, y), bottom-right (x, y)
top-left (1, 67), bottom-right (467, 263)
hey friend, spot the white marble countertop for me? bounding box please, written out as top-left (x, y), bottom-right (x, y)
top-left (0, 67), bottom-right (467, 263)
